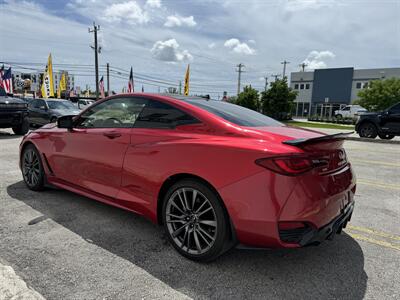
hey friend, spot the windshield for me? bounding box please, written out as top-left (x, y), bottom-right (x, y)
top-left (185, 99), bottom-right (282, 127)
top-left (47, 100), bottom-right (76, 110)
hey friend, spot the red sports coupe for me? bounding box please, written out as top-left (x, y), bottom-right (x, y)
top-left (19, 94), bottom-right (356, 261)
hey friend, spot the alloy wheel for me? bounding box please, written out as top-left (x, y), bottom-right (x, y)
top-left (165, 187), bottom-right (218, 255)
top-left (22, 149), bottom-right (41, 187)
top-left (360, 123), bottom-right (376, 138)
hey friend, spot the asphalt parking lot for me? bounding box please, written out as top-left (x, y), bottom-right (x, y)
top-left (0, 129), bottom-right (399, 300)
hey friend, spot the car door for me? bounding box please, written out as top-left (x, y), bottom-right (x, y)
top-left (35, 99), bottom-right (50, 125)
top-left (28, 99), bottom-right (38, 124)
top-left (48, 96), bottom-right (147, 199)
top-left (117, 99), bottom-right (201, 214)
top-left (383, 103), bottom-right (400, 134)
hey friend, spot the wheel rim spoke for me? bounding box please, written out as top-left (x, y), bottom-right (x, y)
top-left (198, 220), bottom-right (217, 227)
top-left (193, 229), bottom-right (202, 253)
top-left (166, 187), bottom-right (217, 255)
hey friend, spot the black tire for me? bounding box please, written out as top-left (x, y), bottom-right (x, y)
top-left (378, 134), bottom-right (395, 140)
top-left (162, 179), bottom-right (230, 262)
top-left (12, 117), bottom-right (29, 135)
top-left (50, 117), bottom-right (57, 123)
top-left (21, 144), bottom-right (45, 191)
top-left (358, 122), bottom-right (378, 139)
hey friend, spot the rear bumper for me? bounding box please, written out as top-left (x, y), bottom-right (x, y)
top-left (299, 202), bottom-right (354, 246)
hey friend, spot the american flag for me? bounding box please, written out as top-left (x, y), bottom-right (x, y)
top-left (0, 65), bottom-right (4, 90)
top-left (0, 67), bottom-right (13, 94)
top-left (99, 76), bottom-right (105, 98)
top-left (127, 67), bottom-right (134, 93)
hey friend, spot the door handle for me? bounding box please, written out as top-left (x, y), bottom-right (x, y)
top-left (103, 131), bottom-right (122, 139)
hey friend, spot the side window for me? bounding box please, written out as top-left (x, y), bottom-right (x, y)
top-left (29, 99), bottom-right (37, 109)
top-left (134, 100), bottom-right (199, 129)
top-left (300, 84), bottom-right (304, 90)
top-left (356, 82), bottom-right (362, 89)
top-left (294, 84), bottom-right (299, 90)
top-left (305, 83), bottom-right (310, 89)
top-left (389, 103), bottom-right (400, 113)
top-left (342, 106), bottom-right (350, 111)
top-left (76, 97), bottom-right (147, 128)
top-left (35, 100), bottom-right (46, 109)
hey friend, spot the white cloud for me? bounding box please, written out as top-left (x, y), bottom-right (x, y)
top-left (150, 39), bottom-right (193, 62)
top-left (164, 15), bottom-right (197, 27)
top-left (208, 42), bottom-right (216, 49)
top-left (224, 38), bottom-right (256, 55)
top-left (103, 1), bottom-right (149, 25)
top-left (303, 50), bottom-right (336, 70)
top-left (145, 0), bottom-right (161, 9)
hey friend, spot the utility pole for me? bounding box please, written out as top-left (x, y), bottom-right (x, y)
top-left (299, 62), bottom-right (307, 72)
top-left (281, 60), bottom-right (290, 78)
top-left (89, 22), bottom-right (100, 100)
top-left (264, 76), bottom-right (268, 92)
top-left (236, 63), bottom-right (245, 95)
top-left (179, 80), bottom-right (182, 94)
top-left (271, 74), bottom-right (280, 81)
top-left (106, 63), bottom-right (110, 96)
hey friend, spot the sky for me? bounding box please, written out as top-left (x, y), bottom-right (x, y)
top-left (0, 0), bottom-right (399, 96)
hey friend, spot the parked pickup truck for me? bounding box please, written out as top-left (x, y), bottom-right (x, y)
top-left (355, 102), bottom-right (400, 139)
top-left (0, 96), bottom-right (29, 135)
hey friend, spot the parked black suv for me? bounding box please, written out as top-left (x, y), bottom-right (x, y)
top-left (355, 102), bottom-right (400, 139)
top-left (0, 96), bottom-right (29, 135)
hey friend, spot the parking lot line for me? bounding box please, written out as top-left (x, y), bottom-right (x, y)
top-left (346, 232), bottom-right (400, 252)
top-left (347, 225), bottom-right (400, 241)
top-left (350, 159), bottom-right (400, 168)
top-left (357, 179), bottom-right (400, 191)
top-left (345, 147), bottom-right (400, 155)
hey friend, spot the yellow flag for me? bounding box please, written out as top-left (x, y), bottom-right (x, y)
top-left (41, 53), bottom-right (55, 98)
top-left (184, 64), bottom-right (190, 96)
top-left (57, 72), bottom-right (67, 98)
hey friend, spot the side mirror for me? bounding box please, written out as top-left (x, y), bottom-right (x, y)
top-left (57, 115), bottom-right (74, 130)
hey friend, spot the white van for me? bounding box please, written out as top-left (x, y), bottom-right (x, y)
top-left (334, 105), bottom-right (367, 118)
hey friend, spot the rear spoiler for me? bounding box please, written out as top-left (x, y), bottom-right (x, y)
top-left (282, 132), bottom-right (354, 146)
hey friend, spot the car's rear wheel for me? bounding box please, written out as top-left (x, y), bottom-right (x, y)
top-left (12, 117), bottom-right (29, 135)
top-left (378, 134), bottom-right (395, 140)
top-left (22, 144), bottom-right (45, 191)
top-left (162, 179), bottom-right (229, 262)
top-left (359, 122), bottom-right (377, 138)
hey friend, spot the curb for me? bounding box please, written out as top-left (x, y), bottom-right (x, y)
top-left (345, 136), bottom-right (400, 144)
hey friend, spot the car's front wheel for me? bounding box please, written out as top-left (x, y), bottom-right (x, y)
top-left (358, 122), bottom-right (378, 138)
top-left (21, 144), bottom-right (45, 191)
top-left (162, 179), bottom-right (230, 262)
top-left (378, 134), bottom-right (395, 140)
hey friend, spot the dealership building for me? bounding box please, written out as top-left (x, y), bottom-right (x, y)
top-left (290, 67), bottom-right (400, 117)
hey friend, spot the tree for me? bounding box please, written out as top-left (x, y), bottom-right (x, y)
top-left (261, 78), bottom-right (297, 120)
top-left (356, 78), bottom-right (400, 111)
top-left (235, 85), bottom-right (259, 111)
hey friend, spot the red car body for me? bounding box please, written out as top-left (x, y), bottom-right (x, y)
top-left (19, 94), bottom-right (356, 249)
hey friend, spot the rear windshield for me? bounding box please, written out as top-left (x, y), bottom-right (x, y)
top-left (185, 99), bottom-right (282, 127)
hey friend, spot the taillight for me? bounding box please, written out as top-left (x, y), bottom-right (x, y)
top-left (255, 155), bottom-right (327, 176)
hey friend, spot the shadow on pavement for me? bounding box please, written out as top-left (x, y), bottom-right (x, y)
top-left (7, 181), bottom-right (368, 299)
